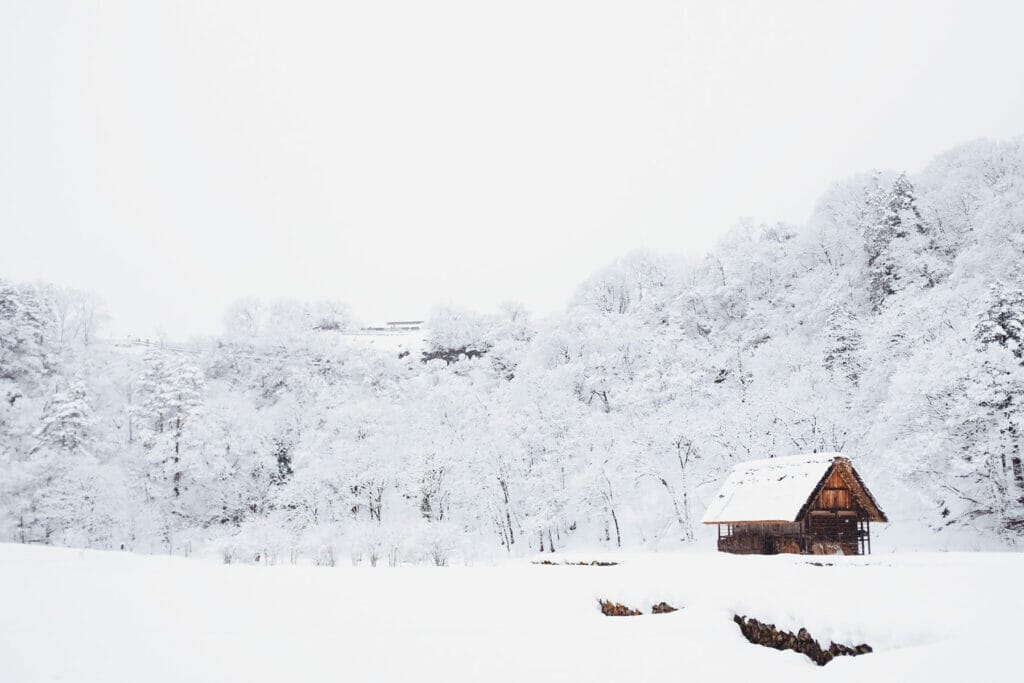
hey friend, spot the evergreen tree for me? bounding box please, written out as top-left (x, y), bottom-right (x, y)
top-left (0, 280), bottom-right (56, 391)
top-left (965, 287), bottom-right (1024, 521)
top-left (865, 174), bottom-right (925, 310)
top-left (823, 303), bottom-right (863, 384)
top-left (22, 380), bottom-right (102, 544)
top-left (977, 283), bottom-right (1024, 361)
top-left (34, 381), bottom-right (93, 452)
top-left (134, 351), bottom-right (204, 499)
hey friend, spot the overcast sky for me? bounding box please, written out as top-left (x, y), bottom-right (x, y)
top-left (2, 1), bottom-right (1023, 338)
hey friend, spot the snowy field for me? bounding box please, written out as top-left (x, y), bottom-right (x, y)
top-left (1, 544), bottom-right (1019, 682)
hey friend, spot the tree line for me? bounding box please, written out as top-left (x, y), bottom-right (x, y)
top-left (2, 136), bottom-right (1023, 562)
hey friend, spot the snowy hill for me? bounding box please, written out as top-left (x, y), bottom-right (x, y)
top-left (2, 137), bottom-right (1024, 557)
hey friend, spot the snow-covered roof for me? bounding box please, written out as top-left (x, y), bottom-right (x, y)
top-left (701, 453), bottom-right (840, 524)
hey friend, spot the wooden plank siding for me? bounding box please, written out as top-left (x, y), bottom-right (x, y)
top-left (813, 469), bottom-right (855, 510)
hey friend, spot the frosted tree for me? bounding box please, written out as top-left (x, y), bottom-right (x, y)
top-left (976, 283), bottom-right (1024, 361)
top-left (635, 407), bottom-right (708, 543)
top-left (34, 381), bottom-right (93, 451)
top-left (0, 280), bottom-right (57, 391)
top-left (865, 174), bottom-right (925, 309)
top-left (133, 350), bottom-right (205, 549)
top-left (971, 287), bottom-right (1024, 521)
top-left (136, 352), bottom-right (204, 450)
top-left (50, 287), bottom-right (106, 351)
top-left (23, 380), bottom-right (125, 546)
top-left (935, 348), bottom-right (1024, 534)
top-left (823, 303), bottom-right (863, 384)
top-left (864, 172), bottom-right (954, 311)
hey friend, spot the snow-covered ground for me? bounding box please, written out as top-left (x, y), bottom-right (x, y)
top-left (1, 544), bottom-right (1019, 682)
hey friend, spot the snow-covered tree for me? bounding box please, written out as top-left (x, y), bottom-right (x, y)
top-left (977, 283), bottom-right (1024, 361)
top-left (823, 303), bottom-right (863, 384)
top-left (34, 381), bottom-right (93, 452)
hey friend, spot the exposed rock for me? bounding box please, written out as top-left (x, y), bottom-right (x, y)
top-left (651, 602), bottom-right (678, 614)
top-left (599, 600), bottom-right (642, 617)
top-left (733, 615), bottom-right (872, 666)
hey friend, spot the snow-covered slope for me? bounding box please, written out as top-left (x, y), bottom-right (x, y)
top-left (0, 544), bottom-right (1018, 682)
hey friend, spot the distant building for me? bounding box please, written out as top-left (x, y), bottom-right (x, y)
top-left (345, 319), bottom-right (426, 356)
top-left (702, 454), bottom-right (887, 555)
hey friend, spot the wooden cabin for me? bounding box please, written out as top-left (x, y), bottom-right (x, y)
top-left (701, 453), bottom-right (887, 555)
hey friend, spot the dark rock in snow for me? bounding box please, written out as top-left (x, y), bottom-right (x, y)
top-left (598, 599), bottom-right (642, 617)
top-left (733, 615), bottom-right (872, 666)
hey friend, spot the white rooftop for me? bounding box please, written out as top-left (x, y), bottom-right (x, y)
top-left (701, 453), bottom-right (840, 524)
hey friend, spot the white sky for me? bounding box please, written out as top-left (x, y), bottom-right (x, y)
top-left (2, 1), bottom-right (1023, 338)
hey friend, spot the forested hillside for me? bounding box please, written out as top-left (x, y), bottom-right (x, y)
top-left (2, 137), bottom-right (1023, 561)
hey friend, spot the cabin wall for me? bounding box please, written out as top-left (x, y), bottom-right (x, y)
top-left (717, 523), bottom-right (803, 555)
top-left (716, 519), bottom-right (868, 556)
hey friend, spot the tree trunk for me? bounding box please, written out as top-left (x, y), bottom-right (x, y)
top-left (660, 477), bottom-right (689, 540)
top-left (173, 416), bottom-right (182, 498)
